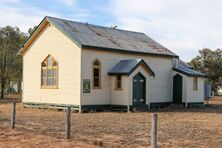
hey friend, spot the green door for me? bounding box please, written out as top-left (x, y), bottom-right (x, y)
top-left (173, 74), bottom-right (183, 103)
top-left (133, 73), bottom-right (146, 105)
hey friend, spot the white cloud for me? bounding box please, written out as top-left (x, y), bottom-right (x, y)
top-left (57, 0), bottom-right (76, 6)
top-left (0, 0), bottom-right (19, 3)
top-left (64, 8), bottom-right (92, 22)
top-left (0, 2), bottom-right (90, 33)
top-left (109, 0), bottom-right (222, 61)
top-left (0, 5), bottom-right (59, 32)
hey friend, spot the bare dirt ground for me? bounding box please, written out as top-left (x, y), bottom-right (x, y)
top-left (1, 97), bottom-right (222, 148)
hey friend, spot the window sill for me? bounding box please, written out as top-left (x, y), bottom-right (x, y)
top-left (92, 86), bottom-right (102, 89)
top-left (115, 88), bottom-right (123, 91)
top-left (41, 86), bottom-right (59, 89)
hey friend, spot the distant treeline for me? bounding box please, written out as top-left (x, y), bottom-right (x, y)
top-left (188, 48), bottom-right (222, 93)
top-left (0, 26), bottom-right (36, 98)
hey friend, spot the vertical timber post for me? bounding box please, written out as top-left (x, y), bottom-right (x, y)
top-left (11, 102), bottom-right (16, 129)
top-left (127, 105), bottom-right (130, 113)
top-left (66, 106), bottom-right (71, 140)
top-left (151, 113), bottom-right (157, 148)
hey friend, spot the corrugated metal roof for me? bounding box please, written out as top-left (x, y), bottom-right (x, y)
top-left (178, 60), bottom-right (193, 69)
top-left (108, 59), bottom-right (155, 76)
top-left (173, 60), bottom-right (206, 77)
top-left (46, 16), bottom-right (178, 57)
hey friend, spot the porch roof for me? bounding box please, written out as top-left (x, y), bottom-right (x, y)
top-left (173, 60), bottom-right (206, 77)
top-left (108, 59), bottom-right (155, 76)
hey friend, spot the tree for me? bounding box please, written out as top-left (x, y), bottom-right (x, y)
top-left (0, 26), bottom-right (26, 99)
top-left (28, 26), bottom-right (37, 35)
top-left (188, 48), bottom-right (222, 93)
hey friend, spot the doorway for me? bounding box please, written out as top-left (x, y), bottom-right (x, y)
top-left (133, 72), bottom-right (146, 105)
top-left (173, 74), bottom-right (183, 103)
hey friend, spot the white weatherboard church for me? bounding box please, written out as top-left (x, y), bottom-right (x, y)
top-left (18, 16), bottom-right (206, 112)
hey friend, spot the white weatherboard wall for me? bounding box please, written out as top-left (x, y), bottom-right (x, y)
top-left (23, 24), bottom-right (81, 105)
top-left (81, 48), bottom-right (173, 105)
top-left (186, 77), bottom-right (204, 102)
top-left (110, 76), bottom-right (129, 105)
top-left (173, 72), bottom-right (204, 103)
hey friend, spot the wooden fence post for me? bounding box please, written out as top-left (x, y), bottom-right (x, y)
top-left (66, 106), bottom-right (71, 140)
top-left (151, 113), bottom-right (157, 148)
top-left (11, 102), bottom-right (16, 129)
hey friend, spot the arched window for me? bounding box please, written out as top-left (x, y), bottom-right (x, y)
top-left (92, 59), bottom-right (101, 88)
top-left (41, 55), bottom-right (58, 88)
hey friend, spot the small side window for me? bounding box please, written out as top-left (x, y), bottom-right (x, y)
top-left (193, 77), bottom-right (198, 91)
top-left (115, 75), bottom-right (122, 90)
top-left (92, 59), bottom-right (101, 89)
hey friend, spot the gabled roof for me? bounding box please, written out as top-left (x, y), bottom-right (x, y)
top-left (173, 60), bottom-right (206, 77)
top-left (18, 16), bottom-right (178, 57)
top-left (108, 59), bottom-right (155, 76)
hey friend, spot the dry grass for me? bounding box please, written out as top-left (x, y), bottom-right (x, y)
top-left (1, 97), bottom-right (222, 147)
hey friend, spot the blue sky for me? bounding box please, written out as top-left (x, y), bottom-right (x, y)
top-left (1, 0), bottom-right (222, 62)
